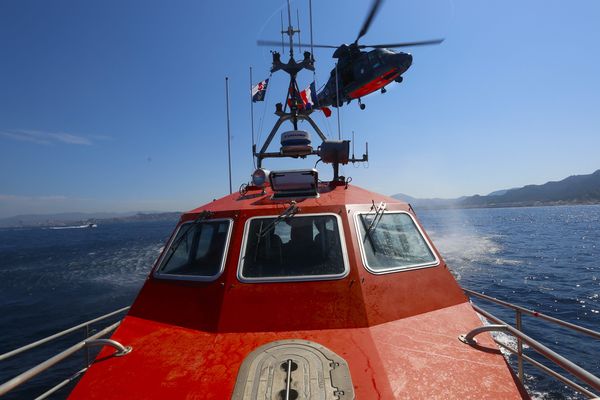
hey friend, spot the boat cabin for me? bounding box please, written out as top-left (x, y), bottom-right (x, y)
top-left (69, 177), bottom-right (527, 399)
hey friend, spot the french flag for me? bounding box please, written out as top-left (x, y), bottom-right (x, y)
top-left (301, 82), bottom-right (331, 117)
top-left (300, 82), bottom-right (318, 110)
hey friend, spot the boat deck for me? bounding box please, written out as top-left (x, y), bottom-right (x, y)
top-left (69, 302), bottom-right (527, 399)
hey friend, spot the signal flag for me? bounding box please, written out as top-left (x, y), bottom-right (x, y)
top-left (251, 78), bottom-right (269, 102)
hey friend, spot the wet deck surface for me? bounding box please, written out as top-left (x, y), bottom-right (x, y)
top-left (70, 302), bottom-right (527, 399)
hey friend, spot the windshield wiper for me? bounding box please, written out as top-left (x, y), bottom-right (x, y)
top-left (257, 201), bottom-right (299, 238)
top-left (361, 201), bottom-right (386, 252)
top-left (367, 201), bottom-right (386, 234)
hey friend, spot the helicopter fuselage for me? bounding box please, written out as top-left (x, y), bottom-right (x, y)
top-left (317, 48), bottom-right (413, 108)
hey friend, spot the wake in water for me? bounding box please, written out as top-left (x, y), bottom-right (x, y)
top-left (429, 230), bottom-right (501, 262)
top-left (419, 208), bottom-right (526, 270)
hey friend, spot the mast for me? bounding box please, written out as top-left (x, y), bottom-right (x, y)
top-left (253, 1), bottom-right (368, 176)
top-left (254, 0), bottom-right (323, 168)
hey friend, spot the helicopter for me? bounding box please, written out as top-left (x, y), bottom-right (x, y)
top-left (258, 0), bottom-right (443, 110)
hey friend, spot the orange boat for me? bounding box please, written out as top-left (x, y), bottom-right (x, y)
top-left (67, 181), bottom-right (530, 399)
top-left (67, 11), bottom-right (528, 398)
top-left (2, 4), bottom-right (600, 399)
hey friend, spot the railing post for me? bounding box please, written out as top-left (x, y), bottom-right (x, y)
top-left (84, 325), bottom-right (90, 367)
top-left (516, 309), bottom-right (524, 382)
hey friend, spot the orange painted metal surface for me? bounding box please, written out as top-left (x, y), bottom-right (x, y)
top-left (69, 184), bottom-right (529, 398)
top-left (70, 304), bottom-right (527, 399)
top-left (348, 68), bottom-right (400, 99)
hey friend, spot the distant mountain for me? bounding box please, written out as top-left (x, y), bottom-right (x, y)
top-left (99, 212), bottom-right (181, 224)
top-left (393, 170), bottom-right (600, 209)
top-left (0, 211), bottom-right (181, 228)
top-left (392, 193), bottom-right (460, 209)
top-left (486, 188), bottom-right (513, 197)
top-left (461, 170), bottom-right (600, 208)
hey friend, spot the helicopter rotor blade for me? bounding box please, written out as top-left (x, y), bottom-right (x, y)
top-left (355, 0), bottom-right (383, 44)
top-left (358, 39), bottom-right (445, 49)
top-left (257, 39), bottom-right (338, 49)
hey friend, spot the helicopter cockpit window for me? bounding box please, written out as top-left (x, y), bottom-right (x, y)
top-left (239, 214), bottom-right (348, 282)
top-left (155, 219), bottom-right (232, 281)
top-left (356, 211), bottom-right (438, 273)
top-left (356, 58), bottom-right (370, 76)
top-left (368, 52), bottom-right (381, 69)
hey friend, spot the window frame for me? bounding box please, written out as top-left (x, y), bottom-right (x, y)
top-left (237, 213), bottom-right (350, 283)
top-left (354, 211), bottom-right (440, 275)
top-left (153, 217), bottom-right (234, 282)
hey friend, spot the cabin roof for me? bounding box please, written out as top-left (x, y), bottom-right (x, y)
top-left (184, 183), bottom-right (407, 216)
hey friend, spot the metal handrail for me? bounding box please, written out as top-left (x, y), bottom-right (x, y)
top-left (463, 289), bottom-right (600, 399)
top-left (459, 322), bottom-right (600, 392)
top-left (495, 336), bottom-right (598, 399)
top-left (464, 288), bottom-right (600, 340)
top-left (33, 368), bottom-right (88, 400)
top-left (0, 306), bottom-right (131, 398)
top-left (85, 339), bottom-right (132, 356)
top-left (0, 306), bottom-right (131, 361)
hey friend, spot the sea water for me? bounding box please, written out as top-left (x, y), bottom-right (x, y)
top-left (419, 205), bottom-right (600, 399)
top-left (0, 220), bottom-right (176, 399)
top-left (0, 206), bottom-right (599, 399)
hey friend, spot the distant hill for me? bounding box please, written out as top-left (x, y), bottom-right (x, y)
top-left (392, 193), bottom-right (461, 209)
top-left (0, 211), bottom-right (181, 228)
top-left (99, 212), bottom-right (181, 224)
top-left (393, 170), bottom-right (600, 209)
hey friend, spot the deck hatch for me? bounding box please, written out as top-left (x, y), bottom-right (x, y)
top-left (232, 339), bottom-right (354, 400)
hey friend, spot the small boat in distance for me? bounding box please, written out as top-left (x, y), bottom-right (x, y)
top-left (49, 223), bottom-right (97, 230)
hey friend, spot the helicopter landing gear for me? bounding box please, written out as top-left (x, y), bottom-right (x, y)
top-left (395, 76), bottom-right (403, 83)
top-left (358, 98), bottom-right (366, 110)
top-left (381, 87), bottom-right (387, 94)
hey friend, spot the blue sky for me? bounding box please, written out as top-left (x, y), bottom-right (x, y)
top-left (1, 0), bottom-right (599, 218)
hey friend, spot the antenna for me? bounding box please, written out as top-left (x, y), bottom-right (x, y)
top-left (308, 0), bottom-right (314, 62)
top-left (225, 77), bottom-right (232, 194)
top-left (280, 11), bottom-right (284, 54)
top-left (249, 67), bottom-right (256, 169)
top-left (335, 62), bottom-right (341, 139)
top-left (286, 0), bottom-right (294, 58)
top-left (296, 9), bottom-right (302, 53)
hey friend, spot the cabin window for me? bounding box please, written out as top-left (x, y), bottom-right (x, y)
top-left (155, 219), bottom-right (232, 281)
top-left (356, 211), bottom-right (438, 273)
top-left (238, 214), bottom-right (348, 282)
top-left (356, 58), bottom-right (370, 76)
top-left (368, 52), bottom-right (381, 69)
